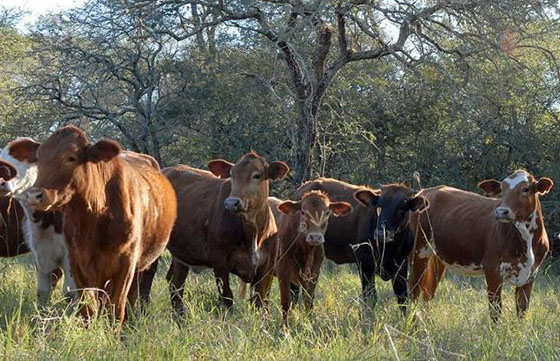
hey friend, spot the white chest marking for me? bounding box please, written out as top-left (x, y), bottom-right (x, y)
top-left (500, 210), bottom-right (537, 286)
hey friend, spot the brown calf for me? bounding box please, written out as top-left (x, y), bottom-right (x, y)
top-left (409, 170), bottom-right (552, 320)
top-left (275, 191), bottom-right (352, 323)
top-left (160, 152), bottom-right (288, 315)
top-left (25, 126), bottom-right (177, 323)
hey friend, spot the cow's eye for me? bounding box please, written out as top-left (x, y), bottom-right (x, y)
top-left (253, 173), bottom-right (261, 180)
top-left (522, 187), bottom-right (530, 193)
top-left (67, 156), bottom-right (77, 163)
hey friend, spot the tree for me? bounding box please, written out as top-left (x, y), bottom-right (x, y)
top-left (23, 0), bottom-right (190, 164)
top-left (143, 0), bottom-right (560, 184)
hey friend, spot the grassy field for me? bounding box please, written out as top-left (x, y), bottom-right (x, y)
top-left (0, 253), bottom-right (559, 360)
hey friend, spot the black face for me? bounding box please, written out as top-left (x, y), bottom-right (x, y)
top-left (375, 189), bottom-right (423, 243)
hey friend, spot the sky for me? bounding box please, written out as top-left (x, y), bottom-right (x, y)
top-left (1, 0), bottom-right (84, 28)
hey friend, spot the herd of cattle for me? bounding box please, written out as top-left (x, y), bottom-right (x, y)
top-left (0, 125), bottom-right (554, 325)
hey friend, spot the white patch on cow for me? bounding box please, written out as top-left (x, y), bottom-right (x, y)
top-left (22, 207), bottom-right (76, 303)
top-left (417, 245), bottom-right (434, 259)
top-left (501, 210), bottom-right (537, 286)
top-left (504, 171), bottom-right (529, 189)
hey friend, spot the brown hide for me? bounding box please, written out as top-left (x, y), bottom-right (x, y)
top-left (163, 152), bottom-right (288, 313)
top-left (27, 126), bottom-right (177, 323)
top-left (409, 170), bottom-right (551, 320)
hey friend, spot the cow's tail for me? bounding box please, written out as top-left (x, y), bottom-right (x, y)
top-left (237, 281), bottom-right (248, 299)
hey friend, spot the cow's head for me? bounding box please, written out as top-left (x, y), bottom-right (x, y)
top-left (26, 126), bottom-right (123, 211)
top-left (208, 151), bottom-right (289, 215)
top-left (0, 159), bottom-right (18, 196)
top-left (0, 138), bottom-right (41, 199)
top-left (478, 170), bottom-right (553, 223)
top-left (278, 191), bottom-right (352, 246)
top-left (354, 184), bottom-right (428, 243)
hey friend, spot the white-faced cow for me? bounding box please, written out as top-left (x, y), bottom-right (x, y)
top-left (0, 139), bottom-right (76, 305)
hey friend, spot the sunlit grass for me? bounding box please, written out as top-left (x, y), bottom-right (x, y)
top-left (1, 253), bottom-right (559, 360)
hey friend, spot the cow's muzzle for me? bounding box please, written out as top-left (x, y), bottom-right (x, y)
top-left (306, 232), bottom-right (325, 246)
top-left (0, 178), bottom-right (13, 196)
top-left (26, 187), bottom-right (57, 211)
top-left (224, 197), bottom-right (245, 213)
top-left (495, 207), bottom-right (515, 223)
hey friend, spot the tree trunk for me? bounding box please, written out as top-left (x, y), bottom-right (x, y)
top-left (292, 103), bottom-right (317, 186)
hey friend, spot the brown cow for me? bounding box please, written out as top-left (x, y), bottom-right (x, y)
top-left (409, 170), bottom-right (553, 321)
top-left (24, 126), bottom-right (177, 323)
top-left (159, 152), bottom-right (288, 315)
top-left (275, 191), bottom-right (352, 323)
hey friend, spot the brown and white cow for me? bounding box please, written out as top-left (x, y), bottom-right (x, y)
top-left (158, 152), bottom-right (288, 316)
top-left (275, 191), bottom-right (352, 323)
top-left (0, 148), bottom-right (74, 305)
top-left (23, 126), bottom-right (177, 323)
top-left (409, 170), bottom-right (553, 320)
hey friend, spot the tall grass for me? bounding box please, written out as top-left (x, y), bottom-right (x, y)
top-left (1, 253), bottom-right (559, 360)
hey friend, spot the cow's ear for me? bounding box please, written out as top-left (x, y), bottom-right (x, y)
top-left (208, 159), bottom-right (234, 179)
top-left (477, 179), bottom-right (501, 196)
top-left (536, 177), bottom-right (553, 195)
top-left (0, 160), bottom-right (17, 180)
top-left (407, 195), bottom-right (429, 213)
top-left (267, 161), bottom-right (289, 181)
top-left (353, 189), bottom-right (380, 207)
top-left (8, 138), bottom-right (40, 163)
top-left (87, 139), bottom-right (122, 163)
top-left (278, 200), bottom-right (300, 214)
top-left (330, 201), bottom-right (352, 217)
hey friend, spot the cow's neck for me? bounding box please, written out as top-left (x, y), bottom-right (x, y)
top-left (73, 160), bottom-right (121, 215)
top-left (511, 207), bottom-right (541, 266)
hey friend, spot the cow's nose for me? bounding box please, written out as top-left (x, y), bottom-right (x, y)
top-left (306, 232), bottom-right (324, 245)
top-left (224, 197), bottom-right (243, 212)
top-left (495, 207), bottom-right (513, 221)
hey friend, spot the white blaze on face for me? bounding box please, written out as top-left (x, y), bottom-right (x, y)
top-left (504, 171), bottom-right (529, 189)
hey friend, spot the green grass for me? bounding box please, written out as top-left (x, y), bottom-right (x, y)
top-left (1, 253), bottom-right (559, 360)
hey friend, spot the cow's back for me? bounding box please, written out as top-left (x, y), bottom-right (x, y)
top-left (164, 165), bottom-right (226, 266)
top-left (0, 197), bottom-right (27, 257)
top-left (411, 186), bottom-right (500, 264)
top-left (295, 178), bottom-right (373, 264)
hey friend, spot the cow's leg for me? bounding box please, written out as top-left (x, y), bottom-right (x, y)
top-left (290, 284), bottom-right (301, 306)
top-left (108, 258), bottom-right (137, 323)
top-left (214, 269), bottom-right (233, 308)
top-left (302, 272), bottom-right (320, 311)
top-left (392, 260), bottom-right (409, 314)
top-left (358, 260), bottom-right (377, 306)
top-left (37, 269), bottom-right (53, 306)
top-left (278, 272), bottom-right (292, 324)
top-left (251, 266), bottom-right (274, 310)
top-left (484, 269), bottom-right (503, 322)
top-left (61, 254), bottom-right (77, 302)
top-left (421, 257), bottom-right (446, 301)
top-left (138, 257), bottom-right (159, 309)
top-left (515, 280), bottom-right (534, 318)
top-left (166, 257), bottom-right (189, 318)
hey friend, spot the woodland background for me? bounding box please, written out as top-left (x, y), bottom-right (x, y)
top-left (2, 0), bottom-right (560, 252)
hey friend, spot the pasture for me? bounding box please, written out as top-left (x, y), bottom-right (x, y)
top-left (1, 253), bottom-right (559, 360)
